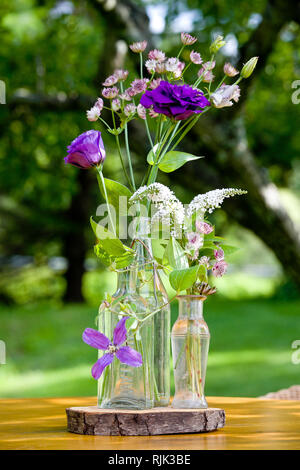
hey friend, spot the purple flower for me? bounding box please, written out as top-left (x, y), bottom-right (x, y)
top-left (82, 316), bottom-right (142, 380)
top-left (65, 130), bottom-right (106, 169)
top-left (140, 80), bottom-right (210, 121)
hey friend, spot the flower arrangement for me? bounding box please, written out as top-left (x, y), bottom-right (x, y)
top-left (64, 32), bottom-right (257, 407)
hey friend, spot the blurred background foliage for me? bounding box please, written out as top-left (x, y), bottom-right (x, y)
top-left (0, 0), bottom-right (299, 399)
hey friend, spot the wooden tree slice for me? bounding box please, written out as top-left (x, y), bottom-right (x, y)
top-left (66, 406), bottom-right (225, 436)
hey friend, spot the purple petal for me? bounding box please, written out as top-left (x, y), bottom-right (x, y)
top-left (116, 346), bottom-right (143, 367)
top-left (113, 316), bottom-right (129, 347)
top-left (65, 130), bottom-right (106, 169)
top-left (82, 328), bottom-right (111, 350)
top-left (91, 353), bottom-right (114, 380)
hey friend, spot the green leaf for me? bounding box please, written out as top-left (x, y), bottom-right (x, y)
top-left (221, 244), bottom-right (239, 255)
top-left (158, 151), bottom-right (204, 173)
top-left (169, 265), bottom-right (199, 292)
top-left (94, 243), bottom-right (134, 269)
top-left (147, 143), bottom-right (161, 165)
top-left (98, 178), bottom-right (132, 215)
top-left (113, 251), bottom-right (135, 269)
top-left (163, 238), bottom-right (189, 270)
top-left (151, 239), bottom-right (167, 261)
top-left (90, 217), bottom-right (134, 257)
top-left (94, 244), bottom-right (112, 266)
top-left (198, 264), bottom-right (208, 283)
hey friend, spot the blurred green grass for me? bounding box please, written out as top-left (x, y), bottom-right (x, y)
top-left (0, 297), bottom-right (299, 398)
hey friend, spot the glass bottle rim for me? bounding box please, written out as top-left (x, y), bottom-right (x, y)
top-left (176, 294), bottom-right (207, 301)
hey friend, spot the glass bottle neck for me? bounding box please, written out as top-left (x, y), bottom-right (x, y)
top-left (116, 268), bottom-right (138, 295)
top-left (177, 296), bottom-right (206, 320)
top-left (132, 217), bottom-right (154, 265)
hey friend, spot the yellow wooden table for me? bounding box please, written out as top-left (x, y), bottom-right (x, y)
top-left (0, 396), bottom-right (299, 450)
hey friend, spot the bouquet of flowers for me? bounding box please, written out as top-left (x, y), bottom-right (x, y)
top-left (64, 33), bottom-right (257, 409)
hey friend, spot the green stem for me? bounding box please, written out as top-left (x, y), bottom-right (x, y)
top-left (124, 122), bottom-right (136, 191)
top-left (144, 114), bottom-right (154, 147)
top-left (110, 103), bottom-right (133, 190)
top-left (169, 108), bottom-right (211, 152)
top-left (96, 167), bottom-right (116, 236)
top-left (139, 52), bottom-right (143, 79)
top-left (177, 44), bottom-right (185, 59)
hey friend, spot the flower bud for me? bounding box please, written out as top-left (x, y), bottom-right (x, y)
top-left (240, 57), bottom-right (258, 78)
top-left (209, 35), bottom-right (226, 54)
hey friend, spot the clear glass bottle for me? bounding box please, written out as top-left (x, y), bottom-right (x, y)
top-left (97, 265), bottom-right (154, 409)
top-left (97, 218), bottom-right (170, 409)
top-left (171, 295), bottom-right (210, 409)
top-left (136, 221), bottom-right (170, 407)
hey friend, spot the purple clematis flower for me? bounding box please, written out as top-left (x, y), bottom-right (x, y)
top-left (140, 80), bottom-right (210, 121)
top-left (64, 130), bottom-right (106, 169)
top-left (82, 316), bottom-right (142, 380)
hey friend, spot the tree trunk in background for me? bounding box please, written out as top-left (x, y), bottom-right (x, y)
top-left (62, 171), bottom-right (91, 303)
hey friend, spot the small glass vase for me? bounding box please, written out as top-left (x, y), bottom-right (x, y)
top-left (97, 265), bottom-right (154, 410)
top-left (171, 295), bottom-right (210, 409)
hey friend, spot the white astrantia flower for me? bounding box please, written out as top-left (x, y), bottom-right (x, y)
top-left (86, 106), bottom-right (101, 122)
top-left (210, 84), bottom-right (240, 108)
top-left (187, 188), bottom-right (247, 216)
top-left (130, 183), bottom-right (185, 237)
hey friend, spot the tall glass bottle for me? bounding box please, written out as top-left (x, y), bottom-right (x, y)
top-left (97, 265), bottom-right (154, 409)
top-left (171, 295), bottom-right (210, 409)
top-left (136, 219), bottom-right (170, 407)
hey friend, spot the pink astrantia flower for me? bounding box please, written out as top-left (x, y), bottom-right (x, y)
top-left (148, 49), bottom-right (165, 62)
top-left (149, 107), bottom-right (159, 118)
top-left (112, 98), bottom-right (121, 112)
top-left (203, 61), bottom-right (216, 70)
top-left (173, 61), bottom-right (185, 78)
top-left (210, 84), bottom-right (240, 108)
top-left (95, 97), bottom-right (104, 110)
top-left (181, 32), bottom-right (197, 45)
top-left (190, 51), bottom-right (202, 65)
top-left (198, 68), bottom-right (214, 83)
top-left (114, 69), bottom-right (129, 81)
top-left (131, 78), bottom-right (149, 94)
top-left (145, 59), bottom-right (157, 73)
top-left (223, 63), bottom-right (239, 77)
top-left (86, 98), bottom-right (103, 121)
top-left (102, 87), bottom-right (119, 99)
top-left (82, 317), bottom-right (142, 380)
top-left (137, 103), bottom-right (147, 119)
top-left (196, 220), bottom-right (213, 234)
top-left (186, 232), bottom-right (203, 250)
top-left (165, 57), bottom-right (181, 73)
top-left (214, 248), bottom-right (225, 260)
top-left (156, 62), bottom-right (166, 74)
top-left (129, 41), bottom-right (147, 53)
top-left (149, 78), bottom-right (161, 89)
top-left (124, 103), bottom-right (136, 116)
top-left (86, 105), bottom-right (101, 122)
top-left (212, 260), bottom-right (228, 277)
top-left (102, 74), bottom-right (118, 87)
top-left (119, 89), bottom-right (133, 101)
